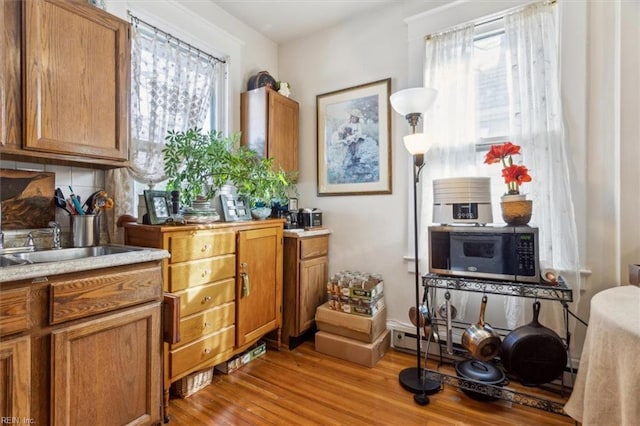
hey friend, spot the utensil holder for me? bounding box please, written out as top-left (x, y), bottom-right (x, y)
top-left (71, 214), bottom-right (100, 247)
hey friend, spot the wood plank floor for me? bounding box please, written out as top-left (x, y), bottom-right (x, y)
top-left (167, 341), bottom-right (574, 425)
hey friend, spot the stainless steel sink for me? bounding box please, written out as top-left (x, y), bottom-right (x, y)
top-left (0, 245), bottom-right (142, 265)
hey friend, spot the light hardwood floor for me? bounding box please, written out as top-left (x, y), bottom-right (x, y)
top-left (167, 340), bottom-right (574, 425)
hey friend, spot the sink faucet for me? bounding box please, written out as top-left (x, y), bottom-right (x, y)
top-left (49, 221), bottom-right (61, 249)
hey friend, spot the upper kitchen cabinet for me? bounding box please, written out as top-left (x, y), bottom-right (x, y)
top-left (241, 87), bottom-right (299, 177)
top-left (1, 0), bottom-right (130, 168)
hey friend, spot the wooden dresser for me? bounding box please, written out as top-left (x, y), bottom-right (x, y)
top-left (124, 219), bottom-right (284, 418)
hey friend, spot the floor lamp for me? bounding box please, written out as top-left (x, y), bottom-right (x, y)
top-left (390, 87), bottom-right (440, 404)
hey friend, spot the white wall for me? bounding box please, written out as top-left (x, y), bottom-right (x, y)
top-left (278, 0), bottom-right (640, 358)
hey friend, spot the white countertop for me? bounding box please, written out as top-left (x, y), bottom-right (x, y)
top-left (283, 228), bottom-right (332, 238)
top-left (0, 245), bottom-right (170, 283)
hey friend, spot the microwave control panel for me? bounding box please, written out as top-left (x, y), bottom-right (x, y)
top-left (515, 233), bottom-right (537, 277)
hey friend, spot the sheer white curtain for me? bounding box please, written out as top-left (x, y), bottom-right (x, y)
top-left (420, 24), bottom-right (477, 320)
top-left (503, 3), bottom-right (581, 331)
top-left (106, 19), bottom-right (223, 242)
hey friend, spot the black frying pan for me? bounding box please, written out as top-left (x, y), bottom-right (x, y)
top-left (500, 301), bottom-right (567, 385)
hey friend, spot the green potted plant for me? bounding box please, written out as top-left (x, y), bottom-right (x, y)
top-left (234, 153), bottom-right (296, 219)
top-left (162, 128), bottom-right (240, 206)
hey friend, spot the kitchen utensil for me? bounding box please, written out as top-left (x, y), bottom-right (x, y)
top-left (455, 359), bottom-right (506, 401)
top-left (500, 300), bottom-right (567, 385)
top-left (444, 291), bottom-right (453, 355)
top-left (461, 295), bottom-right (501, 361)
top-left (55, 188), bottom-right (72, 215)
top-left (68, 186), bottom-right (85, 215)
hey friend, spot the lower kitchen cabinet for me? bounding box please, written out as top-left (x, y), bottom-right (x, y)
top-left (0, 261), bottom-right (164, 425)
top-left (124, 219), bottom-right (284, 419)
top-left (282, 231), bottom-right (330, 347)
top-left (0, 336), bottom-right (30, 419)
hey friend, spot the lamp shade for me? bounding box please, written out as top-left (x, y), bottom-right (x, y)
top-left (390, 87), bottom-right (438, 116)
top-left (403, 133), bottom-right (431, 155)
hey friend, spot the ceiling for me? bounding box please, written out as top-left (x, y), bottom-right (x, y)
top-left (209, 0), bottom-right (397, 44)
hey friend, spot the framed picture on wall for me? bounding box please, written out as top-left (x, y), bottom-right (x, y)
top-left (316, 78), bottom-right (392, 196)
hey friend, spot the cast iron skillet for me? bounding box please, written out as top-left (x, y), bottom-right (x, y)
top-left (500, 301), bottom-right (567, 385)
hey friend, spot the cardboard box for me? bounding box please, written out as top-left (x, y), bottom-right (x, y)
top-left (349, 280), bottom-right (384, 301)
top-left (344, 296), bottom-right (385, 317)
top-left (316, 301), bottom-right (387, 342)
top-left (215, 341), bottom-right (266, 374)
top-left (314, 329), bottom-right (391, 368)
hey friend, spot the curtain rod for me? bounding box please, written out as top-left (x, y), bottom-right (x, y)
top-left (424, 0), bottom-right (556, 41)
top-left (127, 11), bottom-right (226, 65)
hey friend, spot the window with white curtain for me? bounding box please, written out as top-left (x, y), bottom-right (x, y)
top-left (421, 2), bottom-right (581, 333)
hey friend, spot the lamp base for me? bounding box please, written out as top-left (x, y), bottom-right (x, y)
top-left (399, 367), bottom-right (441, 395)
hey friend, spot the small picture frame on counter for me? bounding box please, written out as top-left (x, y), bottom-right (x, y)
top-left (144, 190), bottom-right (171, 225)
top-left (288, 198), bottom-right (298, 211)
top-left (220, 194), bottom-right (251, 222)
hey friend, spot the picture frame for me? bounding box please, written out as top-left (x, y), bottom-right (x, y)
top-left (220, 194), bottom-right (252, 222)
top-left (144, 190), bottom-right (171, 225)
top-left (288, 198), bottom-right (298, 211)
top-left (316, 78), bottom-right (392, 196)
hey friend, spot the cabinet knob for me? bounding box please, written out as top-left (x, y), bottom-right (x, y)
top-left (203, 348), bottom-right (212, 354)
top-left (202, 295), bottom-right (212, 303)
top-left (201, 244), bottom-right (209, 252)
top-left (203, 322), bottom-right (211, 329)
top-left (201, 270), bottom-right (209, 278)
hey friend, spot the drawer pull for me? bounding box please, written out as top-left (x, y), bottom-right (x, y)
top-left (203, 348), bottom-right (212, 354)
top-left (201, 244), bottom-right (209, 252)
top-left (202, 295), bottom-right (212, 303)
top-left (201, 270), bottom-right (209, 278)
top-left (203, 321), bottom-right (211, 329)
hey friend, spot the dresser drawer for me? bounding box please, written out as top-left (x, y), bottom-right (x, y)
top-left (50, 263), bottom-right (162, 324)
top-left (174, 302), bottom-right (235, 348)
top-left (0, 287), bottom-right (30, 337)
top-left (168, 230), bottom-right (235, 263)
top-left (178, 278), bottom-right (235, 317)
top-left (168, 254), bottom-right (235, 292)
top-left (300, 236), bottom-right (328, 260)
top-left (170, 325), bottom-right (235, 378)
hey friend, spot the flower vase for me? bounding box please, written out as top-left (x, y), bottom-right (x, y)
top-left (500, 194), bottom-right (532, 226)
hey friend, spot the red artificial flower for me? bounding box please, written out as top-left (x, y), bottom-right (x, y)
top-left (485, 141), bottom-right (531, 195)
top-left (502, 164), bottom-right (532, 186)
top-left (484, 142), bottom-right (521, 165)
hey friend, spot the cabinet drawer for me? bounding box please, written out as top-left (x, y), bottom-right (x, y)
top-left (174, 302), bottom-right (235, 348)
top-left (50, 264), bottom-right (162, 324)
top-left (300, 236), bottom-right (328, 259)
top-left (0, 287), bottom-right (30, 337)
top-left (170, 325), bottom-right (235, 378)
top-left (178, 278), bottom-right (235, 317)
top-left (168, 254), bottom-right (235, 292)
top-left (168, 230), bottom-right (235, 263)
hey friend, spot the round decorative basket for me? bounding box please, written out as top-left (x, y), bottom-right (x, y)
top-left (251, 206), bottom-right (272, 220)
top-left (500, 200), bottom-right (532, 226)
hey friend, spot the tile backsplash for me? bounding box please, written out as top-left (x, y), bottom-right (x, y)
top-left (0, 159), bottom-right (105, 247)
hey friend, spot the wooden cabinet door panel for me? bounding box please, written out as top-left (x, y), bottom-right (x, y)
top-left (0, 287), bottom-right (29, 337)
top-left (268, 93), bottom-right (299, 173)
top-left (0, 0), bottom-right (22, 150)
top-left (299, 256), bottom-right (328, 332)
top-left (51, 302), bottom-right (161, 426)
top-left (0, 336), bottom-right (30, 419)
top-left (236, 226), bottom-right (283, 346)
top-left (23, 0), bottom-right (129, 161)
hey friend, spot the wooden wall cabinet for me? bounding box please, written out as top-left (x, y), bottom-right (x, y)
top-left (124, 220), bottom-right (284, 419)
top-left (0, 261), bottom-right (164, 426)
top-left (241, 87), bottom-right (299, 176)
top-left (282, 232), bottom-right (330, 347)
top-left (1, 0), bottom-right (130, 168)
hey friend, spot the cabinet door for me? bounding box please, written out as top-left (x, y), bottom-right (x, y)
top-left (268, 93), bottom-right (299, 174)
top-left (298, 256), bottom-right (328, 332)
top-left (236, 226), bottom-right (283, 346)
top-left (51, 303), bottom-right (161, 426)
top-left (0, 0), bottom-right (22, 150)
top-left (0, 336), bottom-right (30, 419)
top-left (23, 0), bottom-right (129, 162)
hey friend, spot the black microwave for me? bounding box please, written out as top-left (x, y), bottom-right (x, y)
top-left (428, 225), bottom-right (540, 283)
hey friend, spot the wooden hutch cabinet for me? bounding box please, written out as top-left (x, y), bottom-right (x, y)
top-left (1, 0), bottom-right (130, 168)
top-left (124, 219), bottom-right (284, 418)
top-left (241, 87), bottom-right (299, 176)
top-left (282, 230), bottom-right (330, 348)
